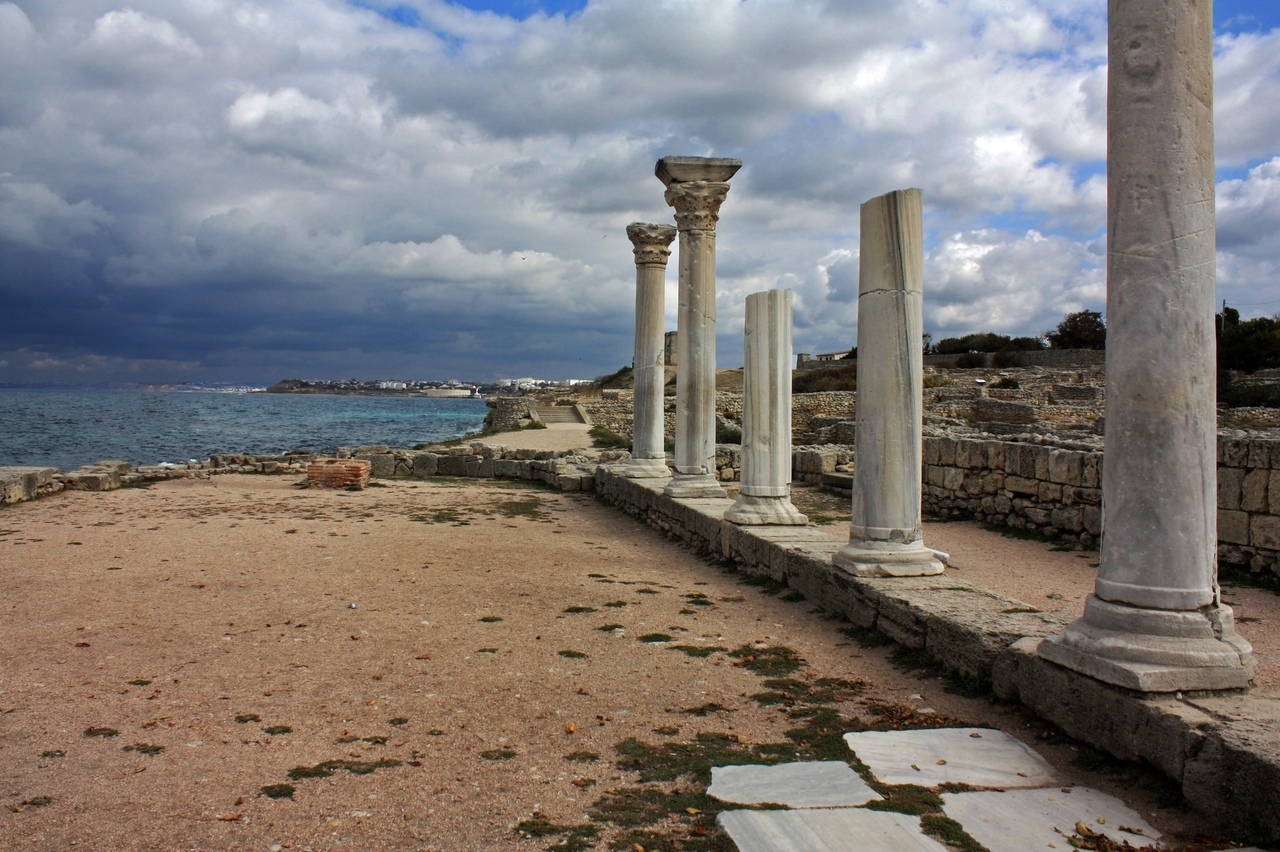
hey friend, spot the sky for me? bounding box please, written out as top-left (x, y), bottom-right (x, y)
top-left (0, 0), bottom-right (1277, 385)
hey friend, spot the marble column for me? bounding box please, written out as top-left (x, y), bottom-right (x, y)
top-left (833, 188), bottom-right (945, 577)
top-left (1038, 0), bottom-right (1255, 691)
top-left (625, 222), bottom-right (676, 479)
top-left (657, 156), bottom-right (742, 499)
top-left (726, 289), bottom-right (807, 525)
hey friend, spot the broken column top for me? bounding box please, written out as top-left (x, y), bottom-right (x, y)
top-left (655, 156), bottom-right (742, 186)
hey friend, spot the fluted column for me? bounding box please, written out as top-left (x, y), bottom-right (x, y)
top-left (833, 188), bottom-right (945, 577)
top-left (625, 222), bottom-right (676, 479)
top-left (657, 156), bottom-right (742, 500)
top-left (1039, 0), bottom-right (1255, 691)
top-left (725, 289), bottom-right (807, 525)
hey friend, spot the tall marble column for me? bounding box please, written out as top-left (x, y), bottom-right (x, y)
top-left (625, 222), bottom-right (677, 479)
top-left (833, 188), bottom-right (945, 577)
top-left (657, 156), bottom-right (742, 499)
top-left (1038, 0), bottom-right (1255, 691)
top-left (725, 289), bottom-right (807, 525)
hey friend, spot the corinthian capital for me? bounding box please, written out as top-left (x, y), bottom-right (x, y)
top-left (663, 181), bottom-right (731, 232)
top-left (626, 222), bottom-right (677, 265)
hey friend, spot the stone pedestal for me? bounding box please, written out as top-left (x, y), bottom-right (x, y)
top-left (657, 156), bottom-right (742, 500)
top-left (1038, 0), bottom-right (1255, 691)
top-left (726, 289), bottom-right (807, 525)
top-left (834, 188), bottom-right (945, 577)
top-left (625, 222), bottom-right (677, 479)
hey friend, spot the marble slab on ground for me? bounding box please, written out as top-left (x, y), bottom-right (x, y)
top-left (717, 808), bottom-right (948, 852)
top-left (844, 728), bottom-right (1057, 788)
top-left (707, 761), bottom-right (881, 808)
top-left (941, 787), bottom-right (1162, 852)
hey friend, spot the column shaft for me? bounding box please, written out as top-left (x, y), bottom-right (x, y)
top-left (625, 223), bottom-right (676, 479)
top-left (1038, 0), bottom-right (1255, 691)
top-left (656, 156), bottom-right (741, 500)
top-left (725, 289), bottom-right (807, 525)
top-left (833, 188), bottom-right (944, 577)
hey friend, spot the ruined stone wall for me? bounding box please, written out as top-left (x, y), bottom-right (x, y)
top-left (484, 396), bottom-right (536, 432)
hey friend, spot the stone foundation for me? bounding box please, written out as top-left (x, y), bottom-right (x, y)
top-left (307, 458), bottom-right (371, 489)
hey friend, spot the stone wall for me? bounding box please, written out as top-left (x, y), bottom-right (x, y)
top-left (924, 350), bottom-right (1106, 369)
top-left (484, 396), bottom-right (537, 432)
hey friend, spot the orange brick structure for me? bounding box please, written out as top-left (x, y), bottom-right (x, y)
top-left (307, 458), bottom-right (371, 489)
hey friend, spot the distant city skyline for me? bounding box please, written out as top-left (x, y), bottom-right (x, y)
top-left (2, 0), bottom-right (1277, 385)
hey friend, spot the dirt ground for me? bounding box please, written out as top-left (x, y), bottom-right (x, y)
top-left (0, 468), bottom-right (1273, 851)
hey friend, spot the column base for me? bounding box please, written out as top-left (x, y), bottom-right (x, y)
top-left (663, 472), bottom-right (728, 499)
top-left (724, 494), bottom-right (808, 526)
top-left (1038, 595), bottom-right (1256, 692)
top-left (624, 457), bottom-right (671, 479)
top-left (833, 538), bottom-right (947, 578)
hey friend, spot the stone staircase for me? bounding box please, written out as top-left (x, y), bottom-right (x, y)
top-left (536, 406), bottom-right (585, 424)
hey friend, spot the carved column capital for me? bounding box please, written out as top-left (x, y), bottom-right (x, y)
top-left (663, 181), bottom-right (731, 232)
top-left (626, 222), bottom-right (677, 266)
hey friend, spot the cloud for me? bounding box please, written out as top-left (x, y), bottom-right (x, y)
top-left (0, 0), bottom-right (1274, 384)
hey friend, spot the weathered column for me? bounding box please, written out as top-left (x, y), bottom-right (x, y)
top-left (833, 188), bottom-right (945, 577)
top-left (725, 289), bottom-right (807, 525)
top-left (657, 156), bottom-right (742, 499)
top-left (1038, 0), bottom-right (1255, 691)
top-left (625, 222), bottom-right (676, 479)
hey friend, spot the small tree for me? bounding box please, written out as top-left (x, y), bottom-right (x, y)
top-left (1046, 310), bottom-right (1106, 350)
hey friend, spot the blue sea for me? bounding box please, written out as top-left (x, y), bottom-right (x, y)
top-left (0, 387), bottom-right (489, 473)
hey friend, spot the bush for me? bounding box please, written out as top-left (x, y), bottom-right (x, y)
top-left (1219, 371), bottom-right (1280, 408)
top-left (792, 362), bottom-right (857, 393)
top-left (592, 365), bottom-right (634, 390)
top-left (991, 376), bottom-right (1020, 389)
top-left (588, 425), bottom-right (629, 449)
top-left (956, 353), bottom-right (986, 368)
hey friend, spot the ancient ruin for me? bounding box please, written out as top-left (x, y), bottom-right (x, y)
top-left (1037, 0), bottom-right (1256, 691)
top-left (833, 188), bottom-right (945, 577)
top-left (657, 155), bottom-right (742, 499)
top-left (624, 222), bottom-right (677, 479)
top-left (725, 289), bottom-right (807, 525)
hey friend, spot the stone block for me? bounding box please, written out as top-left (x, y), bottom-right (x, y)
top-left (1241, 470), bottom-right (1269, 513)
top-left (1048, 450), bottom-right (1084, 485)
top-left (937, 438), bottom-right (956, 466)
top-left (1252, 515), bottom-right (1280, 550)
top-left (1083, 505), bottom-right (1102, 535)
top-left (1024, 507), bottom-right (1051, 526)
top-left (437, 455), bottom-right (467, 476)
top-left (477, 459), bottom-right (495, 478)
top-left (307, 459), bottom-right (371, 489)
top-left (1050, 506), bottom-right (1083, 533)
top-left (412, 453), bottom-right (439, 477)
top-left (974, 398), bottom-right (1037, 425)
top-left (1033, 447), bottom-right (1051, 481)
top-left (985, 440), bottom-right (1006, 470)
top-left (1221, 439), bottom-right (1249, 467)
top-left (1005, 476), bottom-right (1038, 495)
top-left (994, 494), bottom-right (1013, 514)
top-left (981, 472), bottom-right (1005, 493)
top-left (925, 465), bottom-right (946, 487)
top-left (1082, 453), bottom-right (1102, 488)
top-left (1074, 487), bottom-right (1102, 505)
top-left (1248, 441), bottom-right (1272, 470)
top-left (1218, 467), bottom-right (1244, 510)
top-left (1272, 471), bottom-right (1280, 515)
top-left (942, 467), bottom-right (965, 490)
top-left (1219, 510), bottom-right (1250, 545)
top-left (1037, 482), bottom-right (1063, 503)
top-left (464, 457), bottom-right (482, 476)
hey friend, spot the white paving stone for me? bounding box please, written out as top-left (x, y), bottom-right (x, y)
top-left (717, 807), bottom-right (948, 852)
top-left (707, 761), bottom-right (881, 808)
top-left (843, 728), bottom-right (1057, 788)
top-left (942, 787), bottom-right (1163, 852)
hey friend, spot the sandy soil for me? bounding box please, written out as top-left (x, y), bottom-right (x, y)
top-left (473, 423), bottom-right (596, 455)
top-left (0, 470), bottom-right (1273, 851)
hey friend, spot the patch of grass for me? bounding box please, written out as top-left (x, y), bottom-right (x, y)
top-left (563, 606), bottom-right (597, 614)
top-left (736, 573), bottom-right (788, 596)
top-left (838, 625), bottom-right (893, 648)
top-left (728, 645), bottom-right (804, 677)
top-left (851, 701), bottom-right (969, 733)
top-left (389, 717), bottom-right (409, 726)
top-left (563, 751), bottom-right (599, 762)
top-left (588, 425), bottom-right (629, 450)
top-left (260, 784), bottom-right (295, 799)
top-left (586, 572), bottom-right (607, 578)
top-left (603, 600), bottom-right (627, 608)
top-left (480, 748), bottom-right (517, 761)
top-left (558, 650), bottom-right (588, 659)
top-left (636, 588), bottom-right (659, 595)
top-left (11, 796), bottom-right (52, 811)
top-left (126, 678), bottom-right (152, 686)
top-left (427, 729), bottom-right (446, 736)
top-left (478, 616), bottom-right (503, 623)
top-left (263, 725), bottom-right (292, 735)
top-left (865, 784), bottom-right (944, 816)
top-left (920, 814), bottom-right (987, 850)
top-left (653, 726), bottom-right (679, 736)
top-left (597, 624), bottom-right (624, 632)
top-left (491, 497), bottom-right (549, 520)
top-left (780, 590), bottom-right (805, 603)
top-left (514, 819), bottom-right (599, 851)
top-left (234, 713), bottom-right (260, 723)
top-left (669, 645), bottom-right (726, 658)
top-left (122, 743), bottom-right (164, 755)
top-left (40, 750), bottom-right (65, 758)
top-left (84, 727), bottom-right (118, 738)
top-left (682, 703), bottom-right (730, 717)
top-left (286, 758), bottom-right (401, 780)
top-left (982, 521), bottom-right (1062, 544)
top-left (750, 676), bottom-right (867, 708)
top-left (1071, 746), bottom-right (1132, 775)
top-left (682, 593), bottom-right (714, 607)
top-left (888, 646), bottom-right (991, 698)
top-left (477, 648), bottom-right (499, 654)
top-left (637, 633), bottom-right (673, 643)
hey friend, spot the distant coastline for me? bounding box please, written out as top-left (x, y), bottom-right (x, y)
top-left (264, 379), bottom-right (483, 399)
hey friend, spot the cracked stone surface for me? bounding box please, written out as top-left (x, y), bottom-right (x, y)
top-left (717, 808), bottom-right (948, 852)
top-left (941, 787), bottom-right (1162, 852)
top-left (708, 761), bottom-right (881, 808)
top-left (843, 727), bottom-right (1058, 788)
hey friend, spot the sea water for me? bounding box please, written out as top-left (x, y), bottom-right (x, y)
top-left (0, 388), bottom-right (489, 473)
